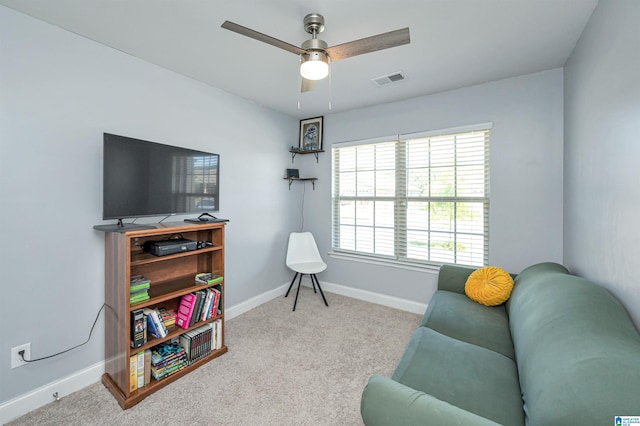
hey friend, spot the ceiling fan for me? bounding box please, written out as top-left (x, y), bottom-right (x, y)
top-left (221, 13), bottom-right (410, 92)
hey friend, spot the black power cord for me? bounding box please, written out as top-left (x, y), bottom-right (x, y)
top-left (19, 303), bottom-right (106, 363)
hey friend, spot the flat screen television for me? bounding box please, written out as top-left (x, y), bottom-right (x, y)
top-left (101, 133), bottom-right (219, 229)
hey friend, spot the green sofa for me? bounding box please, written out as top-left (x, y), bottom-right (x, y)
top-left (361, 262), bottom-right (640, 425)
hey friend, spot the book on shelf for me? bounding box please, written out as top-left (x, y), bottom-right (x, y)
top-left (179, 323), bottom-right (213, 365)
top-left (130, 309), bottom-right (146, 349)
top-left (200, 287), bottom-right (219, 321)
top-left (200, 289), bottom-right (214, 322)
top-left (129, 354), bottom-right (137, 392)
top-left (130, 289), bottom-right (150, 305)
top-left (145, 310), bottom-right (160, 338)
top-left (212, 319), bottom-right (223, 350)
top-left (130, 275), bottom-right (151, 305)
top-left (175, 293), bottom-right (197, 329)
top-left (150, 343), bottom-right (185, 364)
top-left (157, 307), bottom-right (176, 328)
top-left (150, 351), bottom-right (183, 369)
top-left (174, 284), bottom-right (224, 330)
top-left (155, 309), bottom-right (168, 335)
top-left (143, 308), bottom-right (167, 338)
top-left (131, 274), bottom-right (151, 285)
top-left (144, 349), bottom-right (151, 386)
top-left (211, 285), bottom-right (222, 318)
top-left (190, 290), bottom-right (207, 327)
top-left (150, 343), bottom-right (187, 381)
top-left (130, 275), bottom-right (151, 292)
top-left (152, 360), bottom-right (186, 381)
top-left (189, 292), bottom-right (200, 328)
top-left (137, 350), bottom-right (145, 389)
top-left (195, 272), bottom-right (223, 286)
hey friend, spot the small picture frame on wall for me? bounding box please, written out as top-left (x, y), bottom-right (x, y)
top-left (299, 116), bottom-right (323, 151)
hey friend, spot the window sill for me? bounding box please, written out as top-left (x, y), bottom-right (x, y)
top-left (327, 251), bottom-right (441, 274)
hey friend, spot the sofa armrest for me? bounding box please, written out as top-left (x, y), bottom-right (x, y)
top-left (437, 264), bottom-right (478, 294)
top-left (361, 375), bottom-right (500, 426)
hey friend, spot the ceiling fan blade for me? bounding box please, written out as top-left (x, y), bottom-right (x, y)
top-left (326, 27), bottom-right (410, 61)
top-left (301, 78), bottom-right (316, 93)
top-left (221, 21), bottom-right (306, 55)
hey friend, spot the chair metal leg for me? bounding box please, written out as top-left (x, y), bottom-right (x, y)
top-left (312, 274), bottom-right (329, 307)
top-left (285, 272), bottom-right (298, 298)
top-left (287, 272), bottom-right (328, 310)
top-left (293, 273), bottom-right (303, 311)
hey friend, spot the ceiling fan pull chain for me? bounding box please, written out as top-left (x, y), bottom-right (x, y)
top-left (328, 56), bottom-right (332, 110)
top-left (297, 57), bottom-right (302, 110)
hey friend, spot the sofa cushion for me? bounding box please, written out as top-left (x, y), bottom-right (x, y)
top-left (361, 375), bottom-right (501, 426)
top-left (420, 290), bottom-right (515, 359)
top-left (509, 262), bottom-right (640, 425)
top-left (392, 327), bottom-right (524, 426)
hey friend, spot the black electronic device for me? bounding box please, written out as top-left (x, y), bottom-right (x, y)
top-left (286, 168), bottom-right (299, 178)
top-left (143, 238), bottom-right (198, 257)
top-left (102, 133), bottom-right (220, 224)
top-left (184, 212), bottom-right (230, 224)
top-left (196, 240), bottom-right (214, 249)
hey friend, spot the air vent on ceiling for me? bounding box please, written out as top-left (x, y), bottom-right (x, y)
top-left (371, 71), bottom-right (407, 87)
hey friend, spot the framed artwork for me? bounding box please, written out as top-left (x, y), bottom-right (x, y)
top-left (299, 116), bottom-right (323, 151)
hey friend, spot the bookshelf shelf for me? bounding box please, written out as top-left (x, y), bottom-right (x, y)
top-left (134, 314), bottom-right (224, 354)
top-left (131, 245), bottom-right (222, 266)
top-left (100, 222), bottom-right (227, 409)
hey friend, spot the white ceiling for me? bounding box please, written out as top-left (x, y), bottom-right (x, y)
top-left (1, 0), bottom-right (598, 119)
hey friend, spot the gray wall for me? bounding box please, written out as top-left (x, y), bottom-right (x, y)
top-left (564, 0), bottom-right (640, 328)
top-left (0, 6), bottom-right (298, 404)
top-left (8, 0), bottom-right (636, 411)
top-left (303, 69), bottom-right (565, 303)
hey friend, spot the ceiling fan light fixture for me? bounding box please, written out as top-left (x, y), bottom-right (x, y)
top-left (300, 51), bottom-right (329, 80)
top-left (222, 13), bottom-right (410, 95)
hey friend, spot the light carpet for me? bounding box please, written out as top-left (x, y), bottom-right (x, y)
top-left (8, 287), bottom-right (421, 425)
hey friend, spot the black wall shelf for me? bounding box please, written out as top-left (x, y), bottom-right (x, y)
top-left (289, 149), bottom-right (324, 163)
top-left (284, 177), bottom-right (317, 190)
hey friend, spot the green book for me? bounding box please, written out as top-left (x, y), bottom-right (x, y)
top-left (130, 282), bottom-right (151, 292)
top-left (130, 293), bottom-right (150, 304)
top-left (195, 273), bottom-right (223, 286)
top-left (131, 275), bottom-right (151, 284)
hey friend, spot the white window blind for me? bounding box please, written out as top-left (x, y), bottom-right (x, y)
top-left (331, 125), bottom-right (490, 267)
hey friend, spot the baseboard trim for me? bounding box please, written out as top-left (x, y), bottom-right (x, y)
top-left (0, 360), bottom-right (105, 425)
top-left (0, 281), bottom-right (424, 423)
top-left (316, 280), bottom-right (428, 315)
top-left (225, 283), bottom-right (288, 320)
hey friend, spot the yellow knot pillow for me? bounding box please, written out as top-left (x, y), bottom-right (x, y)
top-left (465, 266), bottom-right (514, 306)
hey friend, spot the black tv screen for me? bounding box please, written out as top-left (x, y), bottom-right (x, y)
top-left (103, 133), bottom-right (219, 220)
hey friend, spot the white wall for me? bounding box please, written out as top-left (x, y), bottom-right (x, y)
top-left (564, 0), bottom-right (640, 328)
top-left (0, 6), bottom-right (298, 406)
top-left (303, 69), bottom-right (565, 303)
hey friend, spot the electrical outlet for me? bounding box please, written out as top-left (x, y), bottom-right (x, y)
top-left (11, 343), bottom-right (31, 369)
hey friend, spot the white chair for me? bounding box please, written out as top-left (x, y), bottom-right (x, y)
top-left (285, 232), bottom-right (329, 311)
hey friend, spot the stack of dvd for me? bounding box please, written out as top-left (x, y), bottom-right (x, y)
top-left (130, 275), bottom-right (151, 305)
top-left (150, 343), bottom-right (187, 381)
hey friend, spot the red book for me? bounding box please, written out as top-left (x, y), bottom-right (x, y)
top-left (175, 293), bottom-right (197, 329)
top-left (211, 287), bottom-right (221, 318)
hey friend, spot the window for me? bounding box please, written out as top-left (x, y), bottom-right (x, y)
top-left (331, 124), bottom-right (490, 267)
top-left (173, 155), bottom-right (219, 211)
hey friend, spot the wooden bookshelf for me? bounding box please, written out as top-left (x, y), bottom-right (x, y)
top-left (100, 222), bottom-right (227, 409)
